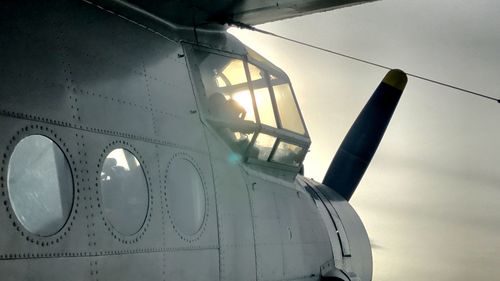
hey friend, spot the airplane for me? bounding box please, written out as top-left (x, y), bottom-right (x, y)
top-left (0, 1), bottom-right (407, 281)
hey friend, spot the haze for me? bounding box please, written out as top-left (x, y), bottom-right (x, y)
top-left (230, 0), bottom-right (500, 280)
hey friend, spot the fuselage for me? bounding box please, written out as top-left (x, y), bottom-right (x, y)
top-left (0, 1), bottom-right (371, 280)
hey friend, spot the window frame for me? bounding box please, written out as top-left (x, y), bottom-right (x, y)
top-left (184, 43), bottom-right (310, 170)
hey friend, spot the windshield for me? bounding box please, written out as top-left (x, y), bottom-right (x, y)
top-left (189, 46), bottom-right (310, 168)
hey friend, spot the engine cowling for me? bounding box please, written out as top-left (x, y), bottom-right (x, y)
top-left (299, 177), bottom-right (372, 281)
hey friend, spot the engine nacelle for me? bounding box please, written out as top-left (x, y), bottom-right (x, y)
top-left (299, 177), bottom-right (372, 281)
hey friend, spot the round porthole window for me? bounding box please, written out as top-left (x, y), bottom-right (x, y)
top-left (100, 148), bottom-right (148, 236)
top-left (7, 135), bottom-right (73, 236)
top-left (166, 158), bottom-right (206, 236)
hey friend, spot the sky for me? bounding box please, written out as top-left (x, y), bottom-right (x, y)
top-left (230, 0), bottom-right (500, 280)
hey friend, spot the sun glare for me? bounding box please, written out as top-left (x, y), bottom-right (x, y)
top-left (232, 90), bottom-right (255, 121)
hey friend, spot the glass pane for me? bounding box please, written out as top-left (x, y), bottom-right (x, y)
top-left (234, 131), bottom-right (254, 146)
top-left (248, 63), bottom-right (265, 81)
top-left (207, 91), bottom-right (256, 123)
top-left (273, 83), bottom-right (306, 135)
top-left (231, 90), bottom-right (256, 122)
top-left (166, 158), bottom-right (206, 236)
top-left (100, 148), bottom-right (148, 236)
top-left (248, 64), bottom-right (277, 128)
top-left (253, 87), bottom-right (276, 127)
top-left (246, 47), bottom-right (286, 77)
top-left (271, 141), bottom-right (305, 167)
top-left (215, 76), bottom-right (227, 87)
top-left (8, 135), bottom-right (73, 236)
top-left (221, 59), bottom-right (247, 86)
top-left (194, 51), bottom-right (256, 123)
top-left (252, 133), bottom-right (277, 161)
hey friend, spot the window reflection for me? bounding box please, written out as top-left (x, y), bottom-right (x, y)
top-left (208, 91), bottom-right (254, 150)
top-left (196, 51), bottom-right (255, 124)
top-left (218, 59), bottom-right (247, 86)
top-left (249, 64), bottom-right (277, 128)
top-left (248, 63), bottom-right (265, 81)
top-left (166, 158), bottom-right (206, 236)
top-left (273, 83), bottom-right (306, 135)
top-left (253, 87), bottom-right (276, 127)
top-left (100, 148), bottom-right (148, 236)
top-left (195, 51), bottom-right (257, 154)
top-left (271, 141), bottom-right (305, 167)
top-left (231, 90), bottom-right (255, 121)
top-left (7, 135), bottom-right (73, 236)
top-left (253, 133), bottom-right (277, 161)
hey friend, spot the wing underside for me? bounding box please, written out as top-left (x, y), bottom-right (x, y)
top-left (232, 0), bottom-right (378, 25)
top-left (122, 0), bottom-right (378, 26)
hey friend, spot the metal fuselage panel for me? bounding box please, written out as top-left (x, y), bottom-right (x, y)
top-left (0, 1), bottom-right (368, 281)
top-left (0, 1), bottom-right (219, 280)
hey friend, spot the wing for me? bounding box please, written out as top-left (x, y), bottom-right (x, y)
top-left (231, 0), bottom-right (378, 25)
top-left (122, 0), bottom-right (378, 26)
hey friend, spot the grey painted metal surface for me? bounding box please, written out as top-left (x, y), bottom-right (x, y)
top-left (0, 1), bottom-right (375, 281)
top-left (207, 130), bottom-right (257, 281)
top-left (246, 175), bottom-right (333, 280)
top-left (301, 177), bottom-right (373, 281)
top-left (114, 0), bottom-right (377, 26)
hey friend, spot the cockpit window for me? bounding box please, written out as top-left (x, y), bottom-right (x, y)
top-left (271, 141), bottom-right (305, 167)
top-left (188, 45), bottom-right (310, 170)
top-left (248, 64), bottom-right (277, 127)
top-left (272, 81), bottom-right (306, 135)
top-left (248, 63), bottom-right (264, 81)
top-left (218, 59), bottom-right (247, 86)
top-left (198, 53), bottom-right (256, 124)
top-left (252, 133), bottom-right (277, 161)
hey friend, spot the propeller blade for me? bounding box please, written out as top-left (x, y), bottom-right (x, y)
top-left (323, 69), bottom-right (408, 200)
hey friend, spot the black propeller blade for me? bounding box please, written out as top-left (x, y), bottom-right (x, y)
top-left (323, 69), bottom-right (408, 200)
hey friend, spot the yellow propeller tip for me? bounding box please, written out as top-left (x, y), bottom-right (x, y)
top-left (383, 69), bottom-right (408, 91)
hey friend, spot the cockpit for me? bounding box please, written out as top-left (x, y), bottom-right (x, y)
top-left (187, 45), bottom-right (311, 170)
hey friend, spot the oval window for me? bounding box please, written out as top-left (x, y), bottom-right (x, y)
top-left (7, 135), bottom-right (73, 236)
top-left (166, 158), bottom-right (206, 236)
top-left (100, 148), bottom-right (148, 236)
